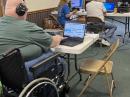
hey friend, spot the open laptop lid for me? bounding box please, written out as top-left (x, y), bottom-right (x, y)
top-left (103, 2), bottom-right (115, 12)
top-left (63, 21), bottom-right (86, 40)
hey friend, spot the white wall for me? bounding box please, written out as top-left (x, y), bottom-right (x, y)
top-left (26, 0), bottom-right (60, 12)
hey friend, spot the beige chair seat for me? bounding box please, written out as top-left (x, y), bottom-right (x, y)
top-left (80, 59), bottom-right (113, 74)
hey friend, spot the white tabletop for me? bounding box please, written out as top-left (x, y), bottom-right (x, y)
top-left (43, 29), bottom-right (63, 33)
top-left (76, 11), bottom-right (87, 16)
top-left (106, 12), bottom-right (130, 17)
top-left (51, 10), bottom-right (130, 17)
top-left (51, 11), bottom-right (58, 15)
top-left (51, 10), bottom-right (87, 16)
top-left (53, 34), bottom-right (99, 54)
top-left (76, 11), bottom-right (130, 17)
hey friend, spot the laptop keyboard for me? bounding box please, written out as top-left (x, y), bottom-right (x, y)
top-left (60, 37), bottom-right (83, 47)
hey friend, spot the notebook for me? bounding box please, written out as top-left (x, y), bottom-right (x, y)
top-left (103, 2), bottom-right (115, 13)
top-left (60, 22), bottom-right (86, 47)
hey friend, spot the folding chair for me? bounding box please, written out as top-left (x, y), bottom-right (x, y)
top-left (0, 48), bottom-right (67, 97)
top-left (78, 39), bottom-right (120, 97)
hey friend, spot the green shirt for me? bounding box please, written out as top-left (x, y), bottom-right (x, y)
top-left (0, 16), bottom-right (52, 61)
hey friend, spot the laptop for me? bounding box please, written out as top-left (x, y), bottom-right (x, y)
top-left (60, 22), bottom-right (86, 47)
top-left (103, 2), bottom-right (115, 13)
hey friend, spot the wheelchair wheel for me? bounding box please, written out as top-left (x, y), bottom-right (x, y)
top-left (19, 78), bottom-right (59, 97)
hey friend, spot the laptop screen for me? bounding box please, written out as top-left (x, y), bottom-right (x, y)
top-left (71, 0), bottom-right (83, 9)
top-left (64, 22), bottom-right (86, 38)
top-left (103, 2), bottom-right (115, 12)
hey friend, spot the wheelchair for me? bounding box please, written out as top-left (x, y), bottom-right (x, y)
top-left (0, 48), bottom-right (69, 97)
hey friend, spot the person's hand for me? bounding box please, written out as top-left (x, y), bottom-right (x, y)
top-left (54, 34), bottom-right (63, 43)
top-left (72, 9), bottom-right (78, 14)
top-left (50, 35), bottom-right (63, 47)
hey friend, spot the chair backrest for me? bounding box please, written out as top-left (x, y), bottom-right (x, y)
top-left (85, 16), bottom-right (103, 23)
top-left (0, 49), bottom-right (28, 92)
top-left (49, 14), bottom-right (64, 30)
top-left (103, 38), bottom-right (120, 61)
top-left (85, 16), bottom-right (105, 33)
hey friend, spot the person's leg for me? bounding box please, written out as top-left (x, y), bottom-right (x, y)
top-left (104, 21), bottom-right (117, 39)
top-left (99, 21), bottom-right (117, 46)
top-left (25, 50), bottom-right (55, 81)
top-left (99, 32), bottom-right (111, 46)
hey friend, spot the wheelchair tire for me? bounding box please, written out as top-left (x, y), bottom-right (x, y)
top-left (19, 78), bottom-right (59, 97)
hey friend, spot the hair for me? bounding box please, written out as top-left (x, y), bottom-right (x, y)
top-left (58, 0), bottom-right (68, 7)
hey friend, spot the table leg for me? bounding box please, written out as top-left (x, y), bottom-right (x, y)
top-left (107, 16), bottom-right (130, 42)
top-left (124, 17), bottom-right (130, 39)
top-left (128, 17), bottom-right (130, 37)
top-left (74, 55), bottom-right (82, 81)
top-left (67, 54), bottom-right (82, 82)
top-left (67, 54), bottom-right (70, 80)
top-left (123, 17), bottom-right (129, 43)
top-left (125, 17), bottom-right (128, 36)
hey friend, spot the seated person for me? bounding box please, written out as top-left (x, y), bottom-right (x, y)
top-left (86, 0), bottom-right (117, 46)
top-left (0, 0), bottom-right (63, 61)
top-left (57, 0), bottom-right (78, 26)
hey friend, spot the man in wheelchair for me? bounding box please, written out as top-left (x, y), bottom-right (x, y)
top-left (0, 0), bottom-right (63, 61)
top-left (0, 0), bottom-right (68, 97)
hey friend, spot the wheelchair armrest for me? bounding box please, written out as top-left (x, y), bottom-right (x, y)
top-left (29, 53), bottom-right (60, 75)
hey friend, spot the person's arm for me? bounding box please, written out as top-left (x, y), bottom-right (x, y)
top-left (103, 10), bottom-right (107, 16)
top-left (102, 3), bottom-right (107, 16)
top-left (50, 35), bottom-right (63, 48)
top-left (63, 4), bottom-right (71, 18)
top-left (24, 20), bottom-right (65, 49)
top-left (66, 12), bottom-right (73, 18)
top-left (63, 4), bottom-right (77, 19)
top-left (25, 22), bottom-right (63, 48)
top-left (66, 9), bottom-right (78, 18)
